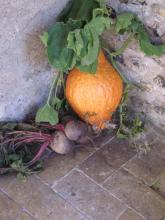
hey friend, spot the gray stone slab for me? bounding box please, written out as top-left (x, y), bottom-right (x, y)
top-left (0, 0), bottom-right (69, 121)
top-left (103, 168), bottom-right (165, 220)
top-left (53, 169), bottom-right (126, 220)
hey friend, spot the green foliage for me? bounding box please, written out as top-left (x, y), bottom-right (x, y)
top-left (38, 2), bottom-right (165, 127)
top-left (115, 12), bottom-right (135, 33)
top-left (47, 20), bottom-right (83, 72)
top-left (57, 0), bottom-right (100, 23)
top-left (48, 12), bottom-right (109, 73)
top-left (0, 142), bottom-right (43, 178)
top-left (35, 104), bottom-right (59, 125)
top-left (45, 6), bottom-right (165, 76)
top-left (35, 72), bottom-right (64, 125)
top-left (40, 32), bottom-right (49, 47)
top-left (67, 9), bottom-right (111, 73)
top-left (115, 12), bottom-right (165, 56)
top-left (116, 85), bottom-right (144, 139)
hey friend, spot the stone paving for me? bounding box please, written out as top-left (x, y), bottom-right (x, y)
top-left (0, 137), bottom-right (165, 220)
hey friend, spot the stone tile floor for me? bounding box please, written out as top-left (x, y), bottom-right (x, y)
top-left (0, 137), bottom-right (165, 220)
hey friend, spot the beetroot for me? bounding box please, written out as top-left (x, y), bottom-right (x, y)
top-left (50, 131), bottom-right (74, 154)
top-left (64, 120), bottom-right (87, 141)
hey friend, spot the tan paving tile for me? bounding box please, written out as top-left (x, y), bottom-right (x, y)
top-left (4, 176), bottom-right (85, 220)
top-left (53, 169), bottom-right (126, 220)
top-left (38, 147), bottom-right (95, 185)
top-left (46, 208), bottom-right (86, 220)
top-left (0, 174), bottom-right (16, 190)
top-left (0, 191), bottom-right (20, 220)
top-left (15, 211), bottom-right (34, 220)
top-left (118, 209), bottom-right (145, 220)
top-left (124, 141), bottom-right (165, 185)
top-left (103, 169), bottom-right (165, 220)
top-left (151, 172), bottom-right (165, 198)
top-left (79, 139), bottom-right (136, 183)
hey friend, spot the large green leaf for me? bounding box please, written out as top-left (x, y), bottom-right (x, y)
top-left (139, 40), bottom-right (165, 56)
top-left (115, 12), bottom-right (165, 57)
top-left (57, 0), bottom-right (100, 22)
top-left (137, 25), bottom-right (165, 56)
top-left (67, 10), bottom-right (111, 72)
top-left (77, 59), bottom-right (98, 74)
top-left (47, 20), bottom-right (83, 72)
top-left (115, 12), bottom-right (136, 33)
top-left (35, 104), bottom-right (59, 125)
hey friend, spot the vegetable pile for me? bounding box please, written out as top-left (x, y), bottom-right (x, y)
top-left (37, 0), bottom-right (165, 126)
top-left (0, 120), bottom-right (92, 178)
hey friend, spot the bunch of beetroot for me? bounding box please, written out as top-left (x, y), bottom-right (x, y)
top-left (0, 118), bottom-right (93, 167)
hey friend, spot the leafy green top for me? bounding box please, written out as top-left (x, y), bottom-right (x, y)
top-left (115, 13), bottom-right (165, 56)
top-left (37, 0), bottom-right (165, 125)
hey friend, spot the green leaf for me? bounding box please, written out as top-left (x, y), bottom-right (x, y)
top-left (17, 173), bottom-right (27, 182)
top-left (47, 20), bottom-right (83, 72)
top-left (115, 12), bottom-right (136, 33)
top-left (77, 59), bottom-right (98, 74)
top-left (114, 12), bottom-right (165, 57)
top-left (40, 32), bottom-right (49, 47)
top-left (8, 154), bottom-right (21, 162)
top-left (0, 123), bottom-right (17, 130)
top-left (135, 23), bottom-right (165, 56)
top-left (35, 104), bottom-right (59, 125)
top-left (67, 29), bottom-right (84, 56)
top-left (67, 12), bottom-right (111, 73)
top-left (96, 0), bottom-right (108, 14)
top-left (139, 39), bottom-right (165, 56)
top-left (57, 0), bottom-right (100, 22)
top-left (80, 28), bottom-right (100, 66)
top-left (51, 97), bottom-right (64, 110)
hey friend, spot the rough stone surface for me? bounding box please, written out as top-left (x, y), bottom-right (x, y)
top-left (15, 211), bottom-right (34, 220)
top-left (3, 176), bottom-right (85, 220)
top-left (106, 0), bottom-right (165, 135)
top-left (53, 169), bottom-right (126, 220)
top-left (0, 191), bottom-right (20, 220)
top-left (0, 139), bottom-right (165, 220)
top-left (124, 140), bottom-right (165, 185)
top-left (38, 146), bottom-right (94, 185)
top-left (79, 139), bottom-right (136, 183)
top-left (117, 209), bottom-right (145, 220)
top-left (103, 168), bottom-right (165, 220)
top-left (0, 0), bottom-right (69, 121)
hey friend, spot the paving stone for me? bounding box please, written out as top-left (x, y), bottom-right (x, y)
top-left (124, 141), bottom-right (165, 185)
top-left (38, 147), bottom-right (95, 185)
top-left (0, 191), bottom-right (20, 220)
top-left (0, 174), bottom-right (16, 190)
top-left (15, 211), bottom-right (34, 220)
top-left (79, 139), bottom-right (136, 183)
top-left (53, 169), bottom-right (126, 220)
top-left (118, 209), bottom-right (145, 220)
top-left (103, 169), bottom-right (165, 220)
top-left (4, 176), bottom-right (84, 220)
top-left (46, 208), bottom-right (86, 220)
top-left (151, 172), bottom-right (165, 198)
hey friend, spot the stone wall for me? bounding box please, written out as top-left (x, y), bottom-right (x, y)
top-left (0, 0), bottom-right (69, 121)
top-left (106, 0), bottom-right (165, 135)
top-left (0, 0), bottom-right (165, 136)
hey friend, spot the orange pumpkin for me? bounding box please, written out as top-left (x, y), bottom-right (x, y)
top-left (65, 50), bottom-right (123, 128)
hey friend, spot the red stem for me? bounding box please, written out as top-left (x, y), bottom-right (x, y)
top-left (41, 123), bottom-right (65, 132)
top-left (27, 141), bottom-right (50, 166)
